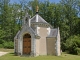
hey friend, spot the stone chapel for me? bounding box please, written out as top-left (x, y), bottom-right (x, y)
top-left (14, 7), bottom-right (61, 56)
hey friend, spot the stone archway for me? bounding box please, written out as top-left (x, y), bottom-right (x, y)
top-left (23, 33), bottom-right (31, 55)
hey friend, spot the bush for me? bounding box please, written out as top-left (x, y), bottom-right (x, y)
top-left (76, 48), bottom-right (80, 55)
top-left (3, 41), bottom-right (14, 49)
top-left (65, 35), bottom-right (80, 54)
top-left (0, 44), bottom-right (3, 48)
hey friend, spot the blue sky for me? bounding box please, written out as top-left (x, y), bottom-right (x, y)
top-left (48, 0), bottom-right (60, 3)
top-left (10, 0), bottom-right (61, 3)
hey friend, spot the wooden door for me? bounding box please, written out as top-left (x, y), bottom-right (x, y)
top-left (23, 38), bottom-right (31, 54)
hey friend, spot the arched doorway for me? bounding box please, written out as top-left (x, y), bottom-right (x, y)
top-left (23, 33), bottom-right (31, 55)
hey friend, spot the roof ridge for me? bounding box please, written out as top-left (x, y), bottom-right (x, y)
top-left (30, 14), bottom-right (48, 23)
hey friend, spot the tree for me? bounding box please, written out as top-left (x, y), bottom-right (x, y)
top-left (65, 35), bottom-right (80, 54)
top-left (0, 0), bottom-right (12, 41)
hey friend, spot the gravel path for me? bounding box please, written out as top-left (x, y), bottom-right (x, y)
top-left (0, 51), bottom-right (8, 57)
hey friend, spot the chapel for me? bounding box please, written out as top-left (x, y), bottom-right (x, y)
top-left (14, 6), bottom-right (61, 56)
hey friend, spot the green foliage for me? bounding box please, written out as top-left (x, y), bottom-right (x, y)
top-left (76, 48), bottom-right (80, 55)
top-left (65, 35), bottom-right (80, 54)
top-left (3, 41), bottom-right (14, 49)
top-left (0, 44), bottom-right (3, 48)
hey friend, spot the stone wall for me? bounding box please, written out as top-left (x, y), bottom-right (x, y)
top-left (46, 37), bottom-right (56, 55)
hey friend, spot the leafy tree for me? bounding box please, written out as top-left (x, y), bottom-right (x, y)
top-left (65, 35), bottom-right (80, 54)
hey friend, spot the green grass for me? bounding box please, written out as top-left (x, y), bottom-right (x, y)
top-left (0, 48), bottom-right (80, 60)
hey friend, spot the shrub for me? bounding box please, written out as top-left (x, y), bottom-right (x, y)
top-left (3, 41), bottom-right (14, 49)
top-left (76, 48), bottom-right (80, 55)
top-left (65, 35), bottom-right (80, 54)
top-left (0, 44), bottom-right (3, 48)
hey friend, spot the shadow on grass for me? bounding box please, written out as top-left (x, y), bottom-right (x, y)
top-left (9, 52), bottom-right (18, 56)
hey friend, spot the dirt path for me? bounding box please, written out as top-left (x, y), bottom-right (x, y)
top-left (0, 51), bottom-right (8, 57)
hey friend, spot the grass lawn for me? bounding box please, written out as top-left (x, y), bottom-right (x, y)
top-left (0, 48), bottom-right (80, 60)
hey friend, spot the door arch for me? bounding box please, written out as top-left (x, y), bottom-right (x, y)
top-left (23, 33), bottom-right (31, 55)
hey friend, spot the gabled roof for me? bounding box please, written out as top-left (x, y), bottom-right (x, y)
top-left (47, 28), bottom-right (58, 37)
top-left (31, 14), bottom-right (48, 23)
top-left (22, 24), bottom-right (40, 39)
top-left (14, 23), bottom-right (40, 39)
top-left (14, 30), bottom-right (20, 39)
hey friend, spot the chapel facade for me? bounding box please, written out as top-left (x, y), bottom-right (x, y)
top-left (14, 9), bottom-right (61, 56)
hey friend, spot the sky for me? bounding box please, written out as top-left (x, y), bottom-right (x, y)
top-left (49, 0), bottom-right (60, 3)
top-left (10, 0), bottom-right (61, 4)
